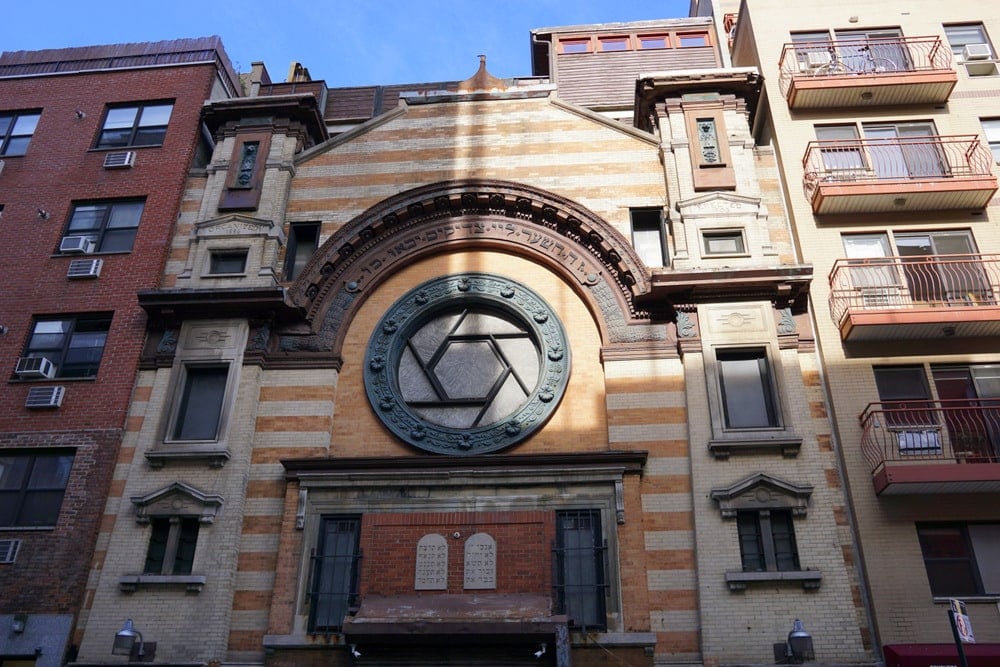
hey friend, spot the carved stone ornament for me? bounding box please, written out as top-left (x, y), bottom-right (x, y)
top-left (131, 482), bottom-right (224, 524)
top-left (364, 273), bottom-right (571, 455)
top-left (709, 472), bottom-right (813, 519)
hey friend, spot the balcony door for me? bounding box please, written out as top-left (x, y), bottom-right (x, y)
top-left (894, 231), bottom-right (986, 304)
top-left (836, 28), bottom-right (910, 72)
top-left (874, 366), bottom-right (941, 453)
top-left (932, 365), bottom-right (1000, 461)
top-left (863, 122), bottom-right (945, 178)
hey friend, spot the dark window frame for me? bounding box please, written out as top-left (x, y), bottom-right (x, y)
top-left (0, 451), bottom-right (74, 528)
top-left (630, 208), bottom-right (667, 267)
top-left (208, 250), bottom-right (248, 275)
top-left (284, 222), bottom-right (320, 281)
top-left (553, 509), bottom-right (608, 631)
top-left (144, 516), bottom-right (200, 575)
top-left (716, 347), bottom-right (781, 429)
top-left (62, 199), bottom-right (145, 254)
top-left (737, 509), bottom-right (801, 572)
top-left (916, 522), bottom-right (1000, 596)
top-left (94, 100), bottom-right (174, 149)
top-left (309, 516), bottom-right (362, 633)
top-left (24, 314), bottom-right (112, 379)
top-left (170, 364), bottom-right (230, 442)
top-left (0, 109), bottom-right (41, 156)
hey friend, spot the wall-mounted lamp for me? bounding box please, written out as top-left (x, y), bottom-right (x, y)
top-left (350, 644), bottom-right (361, 658)
top-left (112, 619), bottom-right (154, 661)
top-left (75, 110), bottom-right (86, 119)
top-left (774, 619), bottom-right (814, 664)
top-left (37, 209), bottom-right (50, 220)
top-left (534, 643), bottom-right (547, 659)
top-left (11, 613), bottom-right (27, 633)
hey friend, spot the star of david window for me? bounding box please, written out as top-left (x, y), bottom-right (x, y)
top-left (364, 273), bottom-right (571, 455)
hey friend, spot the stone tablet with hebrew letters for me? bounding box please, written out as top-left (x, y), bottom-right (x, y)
top-left (414, 533), bottom-right (448, 590)
top-left (463, 533), bottom-right (497, 589)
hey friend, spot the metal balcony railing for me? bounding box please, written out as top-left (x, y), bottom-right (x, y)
top-left (803, 135), bottom-right (993, 192)
top-left (779, 36), bottom-right (952, 96)
top-left (828, 253), bottom-right (1000, 324)
top-left (860, 400), bottom-right (1000, 471)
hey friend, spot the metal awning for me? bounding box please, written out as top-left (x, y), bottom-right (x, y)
top-left (884, 643), bottom-right (1000, 666)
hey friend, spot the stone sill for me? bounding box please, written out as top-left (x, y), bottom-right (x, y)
top-left (709, 436), bottom-right (803, 459)
top-left (726, 570), bottom-right (822, 592)
top-left (119, 574), bottom-right (206, 593)
top-left (145, 447), bottom-right (230, 468)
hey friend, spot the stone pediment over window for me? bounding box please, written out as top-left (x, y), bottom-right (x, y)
top-left (709, 472), bottom-right (812, 518)
top-left (131, 482), bottom-right (224, 524)
top-left (675, 192), bottom-right (766, 222)
top-left (191, 213), bottom-right (284, 241)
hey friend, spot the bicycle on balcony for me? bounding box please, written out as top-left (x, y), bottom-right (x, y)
top-left (812, 43), bottom-right (898, 75)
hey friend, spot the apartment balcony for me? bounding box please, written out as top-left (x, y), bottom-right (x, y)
top-left (860, 401), bottom-right (1000, 495)
top-left (829, 254), bottom-right (1000, 341)
top-left (779, 37), bottom-right (957, 109)
top-left (803, 135), bottom-right (997, 215)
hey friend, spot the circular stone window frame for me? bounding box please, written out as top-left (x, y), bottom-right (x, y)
top-left (364, 272), bottom-right (571, 455)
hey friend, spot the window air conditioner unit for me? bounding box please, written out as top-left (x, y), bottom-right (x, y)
top-left (25, 385), bottom-right (65, 409)
top-left (59, 236), bottom-right (95, 254)
top-left (806, 51), bottom-right (832, 67)
top-left (963, 43), bottom-right (993, 61)
top-left (15, 356), bottom-right (55, 379)
top-left (67, 257), bottom-right (103, 279)
top-left (859, 287), bottom-right (899, 308)
top-left (896, 430), bottom-right (942, 454)
top-left (0, 539), bottom-right (21, 564)
top-left (103, 151), bottom-right (136, 169)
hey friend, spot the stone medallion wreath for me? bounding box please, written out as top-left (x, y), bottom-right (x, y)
top-left (364, 273), bottom-right (571, 455)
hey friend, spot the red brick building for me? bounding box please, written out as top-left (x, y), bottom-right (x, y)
top-left (0, 38), bottom-right (240, 665)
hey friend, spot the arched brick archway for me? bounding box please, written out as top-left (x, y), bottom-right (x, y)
top-left (285, 179), bottom-right (666, 359)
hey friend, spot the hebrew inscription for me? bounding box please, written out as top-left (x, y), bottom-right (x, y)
top-left (414, 533), bottom-right (448, 590)
top-left (463, 533), bottom-right (497, 590)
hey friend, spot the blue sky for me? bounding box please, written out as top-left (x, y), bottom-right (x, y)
top-left (1, 0), bottom-right (693, 86)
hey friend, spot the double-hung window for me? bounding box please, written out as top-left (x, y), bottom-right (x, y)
top-left (982, 119), bottom-right (1000, 164)
top-left (717, 348), bottom-right (780, 429)
top-left (944, 24), bottom-right (995, 60)
top-left (0, 451), bottom-right (74, 527)
top-left (309, 516), bottom-right (362, 633)
top-left (63, 200), bottom-right (144, 253)
top-left (95, 102), bottom-right (173, 149)
top-left (0, 110), bottom-right (41, 156)
top-left (553, 509), bottom-right (607, 630)
top-left (737, 510), bottom-right (800, 572)
top-left (917, 523), bottom-right (1000, 596)
top-left (24, 314), bottom-right (112, 378)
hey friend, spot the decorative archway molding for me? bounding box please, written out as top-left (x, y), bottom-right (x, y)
top-left (283, 179), bottom-right (663, 357)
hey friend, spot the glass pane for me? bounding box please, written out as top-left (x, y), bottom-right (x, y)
top-left (107, 202), bottom-right (144, 228)
top-left (0, 491), bottom-right (17, 525)
top-left (0, 457), bottom-right (30, 489)
top-left (28, 320), bottom-right (70, 350)
top-left (96, 128), bottom-right (132, 148)
top-left (132, 127), bottom-right (167, 146)
top-left (18, 490), bottom-right (65, 526)
top-left (11, 113), bottom-right (40, 135)
top-left (103, 107), bottom-right (138, 129)
top-left (770, 511), bottom-right (800, 571)
top-left (969, 524), bottom-right (1000, 594)
top-left (0, 116), bottom-right (11, 135)
top-left (173, 518), bottom-right (200, 574)
top-left (139, 104), bottom-right (173, 127)
top-left (68, 205), bottom-right (105, 232)
top-left (679, 34), bottom-right (708, 47)
top-left (633, 227), bottom-right (664, 266)
top-left (4, 136), bottom-right (31, 155)
top-left (144, 519), bottom-right (169, 574)
top-left (27, 455), bottom-right (73, 488)
top-left (173, 366), bottom-right (228, 440)
top-left (99, 229), bottom-right (138, 253)
top-left (600, 37), bottom-right (628, 51)
top-left (737, 512), bottom-right (765, 571)
top-left (311, 517), bottom-right (360, 630)
top-left (718, 349), bottom-right (777, 428)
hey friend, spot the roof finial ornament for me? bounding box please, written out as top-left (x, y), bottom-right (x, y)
top-left (457, 54), bottom-right (507, 92)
